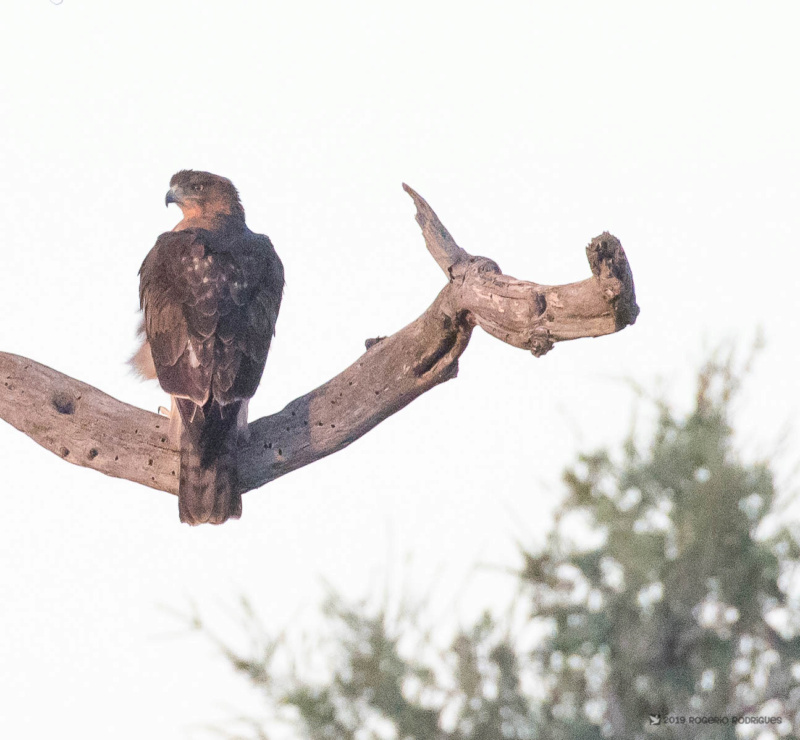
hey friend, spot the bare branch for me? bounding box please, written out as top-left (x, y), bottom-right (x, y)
top-left (402, 183), bottom-right (470, 274)
top-left (0, 186), bottom-right (638, 497)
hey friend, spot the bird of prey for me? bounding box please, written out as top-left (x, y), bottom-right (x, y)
top-left (134, 171), bottom-right (284, 525)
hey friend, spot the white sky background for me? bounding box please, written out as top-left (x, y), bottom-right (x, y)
top-left (1, 1), bottom-right (798, 737)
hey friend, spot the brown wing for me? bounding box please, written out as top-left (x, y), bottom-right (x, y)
top-left (138, 227), bottom-right (284, 408)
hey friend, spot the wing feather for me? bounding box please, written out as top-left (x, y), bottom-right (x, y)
top-left (139, 227), bottom-right (284, 407)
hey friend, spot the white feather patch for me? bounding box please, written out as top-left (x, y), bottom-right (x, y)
top-left (187, 342), bottom-right (201, 368)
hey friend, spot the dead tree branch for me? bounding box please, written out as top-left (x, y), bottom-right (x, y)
top-left (0, 185), bottom-right (638, 496)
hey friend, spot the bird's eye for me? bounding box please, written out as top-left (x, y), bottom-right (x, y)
top-left (191, 184), bottom-right (204, 193)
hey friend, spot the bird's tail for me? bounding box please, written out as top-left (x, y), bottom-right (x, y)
top-left (175, 398), bottom-right (242, 525)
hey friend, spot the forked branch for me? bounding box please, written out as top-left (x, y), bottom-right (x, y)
top-left (0, 185), bottom-right (639, 496)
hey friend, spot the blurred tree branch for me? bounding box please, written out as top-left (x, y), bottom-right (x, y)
top-left (0, 185), bottom-right (638, 497)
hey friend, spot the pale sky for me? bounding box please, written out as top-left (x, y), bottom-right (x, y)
top-left (1, 2), bottom-right (798, 738)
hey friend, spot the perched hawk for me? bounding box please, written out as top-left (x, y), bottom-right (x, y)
top-left (134, 171), bottom-right (284, 525)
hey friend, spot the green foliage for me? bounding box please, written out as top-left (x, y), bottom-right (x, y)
top-left (196, 592), bottom-right (537, 739)
top-left (523, 350), bottom-right (800, 739)
top-left (199, 348), bottom-right (800, 740)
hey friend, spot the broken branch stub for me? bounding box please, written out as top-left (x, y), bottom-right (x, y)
top-left (0, 185), bottom-right (638, 497)
top-left (402, 183), bottom-right (637, 356)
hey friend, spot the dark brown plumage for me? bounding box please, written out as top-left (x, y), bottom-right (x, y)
top-left (137, 171), bottom-right (283, 524)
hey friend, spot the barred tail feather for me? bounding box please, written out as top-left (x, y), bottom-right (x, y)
top-left (178, 438), bottom-right (241, 525)
top-left (176, 398), bottom-right (243, 526)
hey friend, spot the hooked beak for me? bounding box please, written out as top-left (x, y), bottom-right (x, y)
top-left (165, 188), bottom-right (177, 207)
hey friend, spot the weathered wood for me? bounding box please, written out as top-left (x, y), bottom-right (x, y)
top-left (0, 355), bottom-right (177, 492)
top-left (403, 184), bottom-right (470, 275)
top-left (0, 185), bottom-right (638, 497)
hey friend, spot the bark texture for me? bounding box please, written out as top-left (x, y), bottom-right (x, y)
top-left (0, 185), bottom-right (639, 496)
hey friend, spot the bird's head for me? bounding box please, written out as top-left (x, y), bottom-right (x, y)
top-left (165, 170), bottom-right (244, 220)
